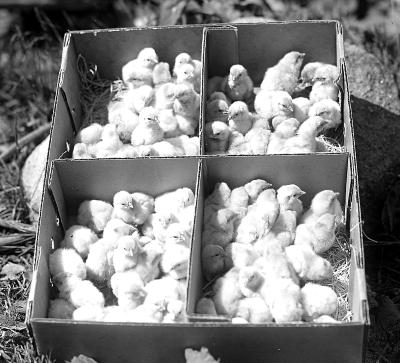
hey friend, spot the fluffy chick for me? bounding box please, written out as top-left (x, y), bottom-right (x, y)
top-left (264, 209), bottom-right (297, 248)
top-left (254, 90), bottom-right (293, 121)
top-left (285, 244), bottom-right (333, 281)
top-left (226, 130), bottom-right (247, 155)
top-left (158, 109), bottom-right (181, 138)
top-left (292, 97), bottom-right (311, 123)
top-left (72, 143), bottom-right (92, 159)
top-left (301, 282), bottom-right (338, 321)
top-left (48, 298), bottom-right (75, 319)
top-left (229, 186), bottom-right (249, 215)
top-left (131, 107), bottom-right (164, 146)
top-left (225, 242), bottom-right (257, 269)
top-left (313, 315), bottom-right (338, 323)
top-left (126, 302), bottom-right (165, 323)
top-left (227, 101), bottom-right (252, 135)
top-left (236, 296), bottom-right (273, 323)
top-left (125, 85), bottom-right (155, 114)
top-left (110, 270), bottom-right (146, 309)
top-left (75, 123), bottom-right (103, 145)
top-left (294, 213), bottom-right (336, 254)
top-left (313, 64), bottom-right (339, 83)
top-left (175, 63), bottom-right (196, 88)
top-left (206, 98), bottom-right (229, 123)
top-left (60, 225), bottom-right (98, 259)
top-left (91, 124), bottom-right (123, 158)
top-left (267, 117), bottom-right (299, 154)
top-left (277, 184), bottom-right (305, 218)
top-left (154, 82), bottom-right (176, 110)
top-left (122, 48), bottom-right (158, 83)
top-left (238, 266), bottom-right (264, 297)
top-left (103, 218), bottom-right (138, 242)
top-left (196, 297), bottom-right (218, 315)
top-left (164, 221), bottom-right (192, 248)
top-left (161, 243), bottom-right (190, 279)
top-left (85, 239), bottom-right (115, 283)
top-left (173, 52), bottom-right (192, 76)
top-left (202, 244), bottom-right (229, 281)
top-left (308, 98), bottom-right (341, 131)
top-left (132, 240), bottom-right (164, 283)
top-left (112, 190), bottom-right (154, 225)
top-left (152, 62), bottom-right (172, 86)
top-left (309, 80), bottom-right (339, 104)
top-left (107, 100), bottom-right (139, 142)
top-left (243, 179), bottom-right (272, 204)
top-left (72, 304), bottom-right (105, 321)
top-left (113, 144), bottom-right (139, 158)
top-left (202, 208), bottom-right (236, 247)
top-left (260, 51), bottom-right (305, 94)
top-left (142, 210), bottom-right (178, 242)
top-left (144, 275), bottom-right (184, 306)
top-left (113, 235), bottom-right (141, 273)
top-left (176, 114), bottom-right (198, 136)
top-left (221, 64), bottom-right (254, 102)
top-left (173, 82), bottom-right (200, 120)
top-left (300, 190), bottom-right (343, 225)
top-left (300, 61), bottom-right (325, 86)
top-left (244, 128), bottom-right (271, 154)
top-left (206, 182), bottom-right (231, 208)
top-left (204, 121), bottom-right (230, 154)
top-left (155, 187), bottom-right (194, 214)
top-left (49, 248), bottom-right (86, 280)
top-left (185, 347), bottom-right (220, 363)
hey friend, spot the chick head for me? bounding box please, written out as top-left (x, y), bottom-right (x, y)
top-left (239, 266), bottom-right (264, 294)
top-left (52, 272), bottom-right (80, 293)
top-left (174, 82), bottom-right (195, 102)
top-left (113, 191), bottom-right (134, 210)
top-left (161, 244), bottom-right (189, 278)
top-left (207, 182), bottom-right (231, 206)
top-left (175, 52), bottom-right (192, 67)
top-left (244, 179), bottom-right (272, 202)
top-left (274, 91), bottom-right (294, 115)
top-left (176, 187), bottom-right (195, 208)
top-left (205, 121), bottom-right (230, 141)
top-left (156, 210), bottom-right (177, 228)
top-left (116, 235), bottom-right (141, 257)
top-left (137, 47), bottom-right (158, 68)
top-left (313, 64), bottom-right (339, 83)
top-left (215, 208), bottom-right (237, 227)
top-left (299, 116), bottom-right (329, 135)
top-left (229, 64), bottom-right (247, 83)
top-left (209, 91), bottom-right (229, 103)
top-left (228, 101), bottom-right (249, 121)
top-left (256, 188), bottom-right (277, 204)
top-left (309, 99), bottom-right (341, 129)
top-left (73, 143), bottom-right (90, 159)
top-left (165, 223), bottom-right (190, 246)
top-left (176, 63), bottom-right (195, 82)
top-left (206, 99), bottom-right (229, 121)
top-left (311, 190), bottom-right (340, 215)
top-left (280, 51), bottom-right (305, 68)
top-left (139, 106), bottom-right (159, 126)
top-left (277, 184), bottom-right (305, 205)
top-left (202, 244), bottom-right (226, 279)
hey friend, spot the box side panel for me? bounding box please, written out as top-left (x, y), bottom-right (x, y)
top-left (32, 321), bottom-right (365, 363)
top-left (71, 27), bottom-right (204, 80)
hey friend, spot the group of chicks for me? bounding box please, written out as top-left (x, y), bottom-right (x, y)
top-left (73, 47), bottom-right (201, 159)
top-left (205, 51), bottom-right (341, 154)
top-left (47, 186), bottom-right (195, 323)
top-left (197, 179), bottom-right (343, 323)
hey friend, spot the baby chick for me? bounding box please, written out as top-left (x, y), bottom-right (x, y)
top-left (127, 302), bottom-right (165, 323)
top-left (309, 80), bottom-right (339, 104)
top-left (107, 100), bottom-right (139, 143)
top-left (228, 101), bottom-right (252, 135)
top-left (165, 135), bottom-right (199, 155)
top-left (75, 123), bottom-right (103, 145)
top-left (238, 266), bottom-right (264, 297)
top-left (103, 218), bottom-right (138, 242)
top-left (254, 90), bottom-right (293, 121)
top-left (267, 117), bottom-right (300, 154)
top-left (261, 51), bottom-right (305, 94)
top-left (225, 242), bottom-right (257, 269)
top-left (206, 182), bottom-right (231, 208)
top-left (212, 268), bottom-right (243, 316)
top-left (48, 298), bottom-right (75, 319)
top-left (294, 213), bottom-right (336, 254)
top-left (300, 61), bottom-right (325, 86)
top-left (112, 190), bottom-right (155, 225)
top-left (285, 244), bottom-right (333, 281)
top-left (277, 184), bottom-right (305, 218)
top-left (131, 107), bottom-right (164, 146)
top-left (113, 144), bottom-right (139, 158)
top-left (173, 82), bottom-right (200, 120)
top-left (300, 190), bottom-right (343, 225)
top-left (155, 187), bottom-right (194, 214)
top-left (204, 121), bottom-right (230, 154)
top-left (132, 240), bottom-right (164, 283)
top-left (49, 248), bottom-right (86, 280)
top-left (72, 304), bottom-right (105, 322)
top-left (154, 82), bottom-right (176, 110)
top-left (313, 315), bottom-right (338, 323)
top-left (229, 186), bottom-right (249, 212)
top-left (142, 210), bottom-right (178, 242)
top-left (226, 131), bottom-right (247, 155)
top-left (60, 225), bottom-right (98, 259)
top-left (164, 221), bottom-right (191, 248)
top-left (185, 347), bottom-right (220, 363)
top-left (110, 270), bottom-right (146, 309)
top-left (206, 98), bottom-right (229, 123)
top-left (85, 239), bottom-right (115, 283)
top-left (236, 296), bottom-right (273, 323)
top-left (91, 124), bottom-right (123, 158)
top-left (301, 282), bottom-right (338, 321)
top-left (122, 48), bottom-right (158, 85)
top-left (113, 235), bottom-right (141, 273)
top-left (202, 208), bottom-right (236, 247)
top-left (175, 63), bottom-right (196, 88)
top-left (158, 109), bottom-right (181, 138)
top-left (202, 244), bottom-right (228, 281)
top-left (292, 97), bottom-right (311, 123)
top-left (243, 179), bottom-right (272, 204)
top-left (221, 64), bottom-right (254, 102)
top-left (144, 275), bottom-right (184, 306)
top-left (176, 114), bottom-right (198, 136)
top-left (313, 63), bottom-right (339, 83)
top-left (264, 209), bottom-right (297, 248)
top-left (244, 128), bottom-right (271, 155)
top-left (152, 62), bottom-right (172, 86)
top-left (72, 143), bottom-right (93, 159)
top-left (196, 297), bottom-right (218, 316)
top-left (125, 85), bottom-right (155, 114)
top-left (308, 98), bottom-right (341, 131)
top-left (161, 243), bottom-right (190, 279)
top-left (123, 66), bottom-right (153, 89)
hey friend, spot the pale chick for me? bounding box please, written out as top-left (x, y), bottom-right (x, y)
top-left (300, 190), bottom-right (343, 225)
top-left (142, 210), bottom-right (178, 242)
top-left (164, 221), bottom-right (192, 249)
top-left (107, 100), bottom-right (139, 143)
top-left (152, 62), bottom-right (172, 86)
top-left (131, 107), bottom-right (164, 146)
top-left (244, 128), bottom-right (271, 155)
top-left (123, 66), bottom-right (153, 90)
top-left (235, 296), bottom-right (273, 323)
top-left (251, 113), bottom-right (270, 130)
top-left (75, 123), bottom-right (103, 145)
top-left (267, 117), bottom-right (300, 154)
top-left (173, 53), bottom-right (202, 91)
top-left (176, 114), bottom-right (198, 137)
top-left (126, 302), bottom-right (165, 323)
top-left (112, 190), bottom-right (154, 225)
top-left (309, 80), bottom-right (339, 104)
top-left (90, 124), bottom-right (123, 158)
top-left (154, 187), bottom-right (194, 215)
top-left (102, 305), bottom-right (128, 322)
top-left (254, 90), bottom-right (293, 121)
top-left (238, 266), bottom-right (265, 298)
top-left (48, 298), bottom-right (75, 319)
top-left (228, 186), bottom-right (248, 226)
top-left (175, 63), bottom-right (196, 88)
top-left (122, 48), bottom-right (158, 85)
top-left (226, 130), bottom-right (248, 155)
top-left (295, 213), bottom-right (336, 254)
top-left (204, 121), bottom-right (230, 154)
top-left (125, 85), bottom-right (155, 114)
top-left (113, 235), bottom-right (142, 273)
top-left (54, 273), bottom-right (105, 308)
top-left (301, 282), bottom-right (338, 321)
top-left (280, 116), bottom-right (328, 154)
top-left (185, 347), bottom-right (220, 363)
top-left (158, 109), bottom-right (181, 138)
top-left (72, 143), bottom-right (92, 159)
top-left (225, 242), bottom-right (258, 269)
top-left (60, 225), bottom-right (98, 259)
top-left (132, 240), bottom-right (164, 283)
top-left (202, 244), bottom-right (229, 281)
top-left (292, 97), bottom-right (311, 123)
top-left (277, 184), bottom-right (305, 219)
top-left (243, 179), bottom-right (272, 204)
top-left (174, 82), bottom-right (200, 120)
top-left (202, 208), bottom-right (236, 248)
top-left (308, 98), bottom-right (341, 131)
top-left (300, 61), bottom-right (325, 85)
top-left (205, 182), bottom-right (231, 208)
top-left (113, 144), bottom-right (139, 158)
top-left (263, 209), bottom-right (297, 248)
top-left (144, 275), bottom-right (184, 306)
top-left (153, 82), bottom-right (176, 110)
top-left (260, 51), bottom-right (305, 95)
top-left (271, 115), bottom-right (292, 130)
top-left (163, 298), bottom-right (186, 323)
top-left (313, 315), bottom-right (338, 323)
top-left (165, 135), bottom-right (200, 155)
top-left (196, 297), bottom-right (218, 315)
top-left (222, 64), bottom-right (254, 102)
top-left (110, 270), bottom-right (146, 309)
top-left (160, 243), bottom-right (190, 279)
top-left (227, 101), bottom-right (252, 135)
top-left (72, 304), bottom-right (105, 322)
top-left (103, 218), bottom-right (138, 242)
top-left (49, 248), bottom-right (87, 280)
top-left (212, 268), bottom-right (243, 317)
top-left (206, 98), bottom-right (229, 123)
top-left (313, 63), bottom-right (339, 83)
top-left (152, 140), bottom-right (184, 157)
top-left (85, 238), bottom-right (115, 284)
top-left (173, 52), bottom-right (192, 76)
top-left (285, 244), bottom-right (333, 281)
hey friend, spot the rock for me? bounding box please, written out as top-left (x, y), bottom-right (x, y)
top-left (345, 41), bottom-right (400, 236)
top-left (22, 136), bottom-right (49, 223)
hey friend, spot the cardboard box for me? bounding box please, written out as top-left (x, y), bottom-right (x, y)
top-left (27, 21), bottom-right (368, 363)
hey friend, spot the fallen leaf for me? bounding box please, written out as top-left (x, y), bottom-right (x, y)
top-left (0, 262), bottom-right (25, 280)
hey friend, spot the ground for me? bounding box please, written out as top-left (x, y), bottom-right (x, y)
top-left (0, 0), bottom-right (399, 362)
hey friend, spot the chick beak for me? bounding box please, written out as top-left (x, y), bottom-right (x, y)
top-left (128, 249), bottom-right (134, 257)
top-left (297, 190), bottom-right (306, 197)
top-left (222, 110), bottom-right (229, 115)
top-left (284, 104), bottom-right (294, 113)
top-left (334, 192), bottom-right (340, 198)
top-left (128, 200), bottom-right (134, 209)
